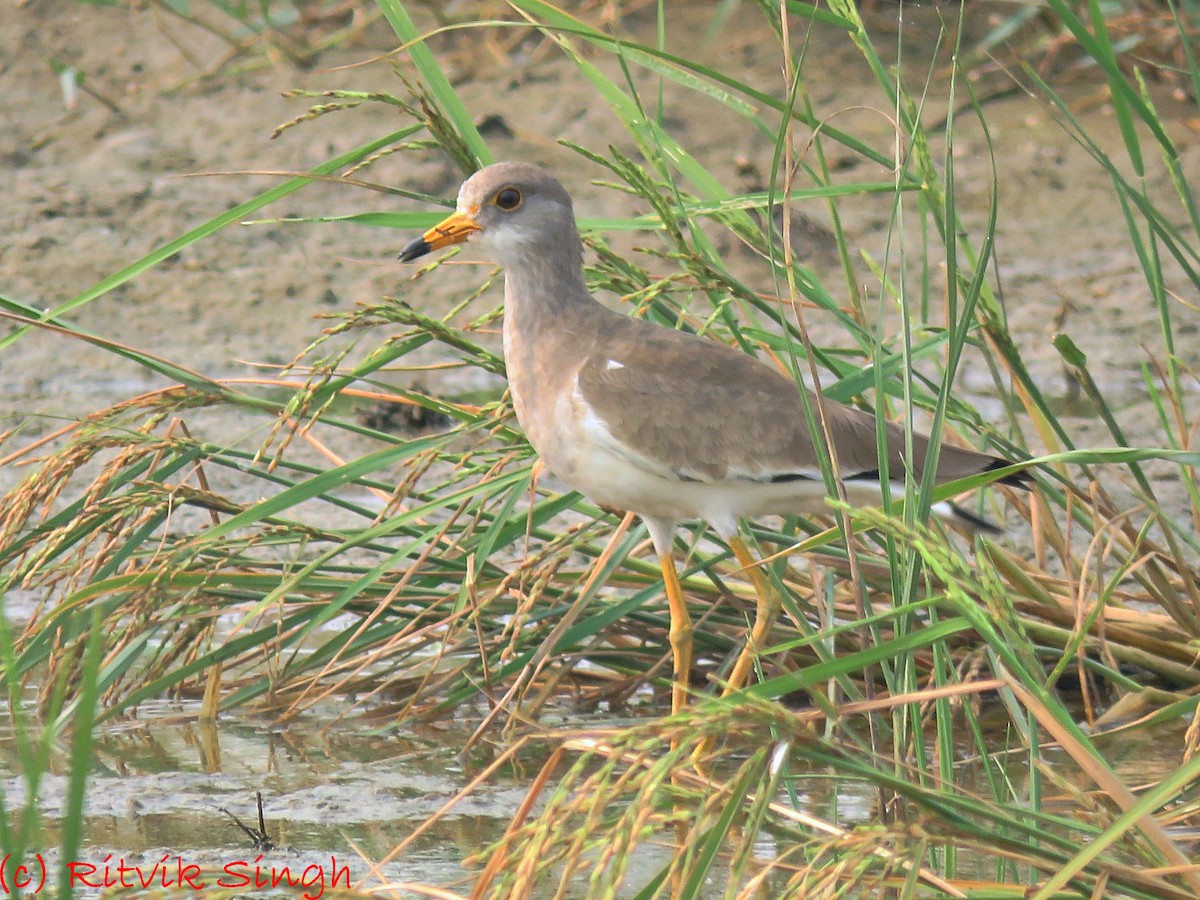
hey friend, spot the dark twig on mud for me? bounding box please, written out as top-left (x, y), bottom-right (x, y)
top-left (219, 791), bottom-right (276, 852)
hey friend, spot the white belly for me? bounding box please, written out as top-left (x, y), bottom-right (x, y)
top-left (523, 380), bottom-right (837, 536)
top-left (502, 322), bottom-right (875, 533)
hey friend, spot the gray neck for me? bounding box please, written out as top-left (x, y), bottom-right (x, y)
top-left (501, 233), bottom-right (592, 320)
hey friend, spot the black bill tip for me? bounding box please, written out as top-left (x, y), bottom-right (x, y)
top-left (398, 237), bottom-right (432, 263)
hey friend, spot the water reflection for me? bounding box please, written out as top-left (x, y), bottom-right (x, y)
top-left (0, 700), bottom-right (520, 894)
top-left (2, 698), bottom-right (1191, 896)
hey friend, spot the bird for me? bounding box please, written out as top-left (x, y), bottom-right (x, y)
top-left (398, 161), bottom-right (1030, 716)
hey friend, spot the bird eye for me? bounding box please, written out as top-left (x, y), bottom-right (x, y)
top-left (494, 187), bottom-right (523, 211)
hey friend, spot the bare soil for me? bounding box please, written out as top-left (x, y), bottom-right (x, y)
top-left (5, 4), bottom-right (1198, 444)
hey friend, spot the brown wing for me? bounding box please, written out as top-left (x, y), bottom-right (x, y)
top-left (576, 317), bottom-right (1014, 486)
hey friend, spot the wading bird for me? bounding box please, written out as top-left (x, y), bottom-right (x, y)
top-left (399, 162), bottom-right (1029, 715)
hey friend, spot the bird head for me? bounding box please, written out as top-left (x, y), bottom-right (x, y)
top-left (398, 162), bottom-right (577, 269)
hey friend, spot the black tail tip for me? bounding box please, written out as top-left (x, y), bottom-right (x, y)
top-left (942, 501), bottom-right (1005, 535)
top-left (985, 458), bottom-right (1034, 490)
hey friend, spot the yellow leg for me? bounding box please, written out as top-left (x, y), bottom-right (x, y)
top-left (722, 535), bottom-right (781, 695)
top-left (657, 549), bottom-right (693, 894)
top-left (692, 534), bottom-right (783, 769)
top-left (658, 549), bottom-right (693, 717)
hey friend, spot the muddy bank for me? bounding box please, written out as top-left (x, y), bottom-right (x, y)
top-left (5, 5), bottom-right (1197, 436)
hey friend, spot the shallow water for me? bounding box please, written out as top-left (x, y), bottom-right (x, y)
top-left (3, 698), bottom-right (1189, 896)
top-left (1, 700), bottom-right (517, 895)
